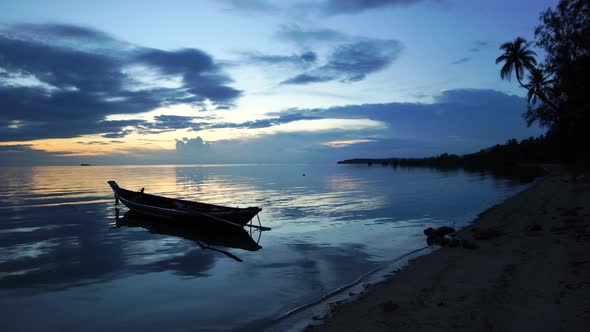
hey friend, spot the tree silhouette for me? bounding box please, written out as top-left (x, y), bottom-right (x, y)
top-left (496, 37), bottom-right (537, 88)
top-left (525, 68), bottom-right (554, 105)
top-left (500, 0), bottom-right (590, 165)
top-left (496, 37), bottom-right (559, 112)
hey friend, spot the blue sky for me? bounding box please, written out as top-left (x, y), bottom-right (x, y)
top-left (0, 0), bottom-right (555, 165)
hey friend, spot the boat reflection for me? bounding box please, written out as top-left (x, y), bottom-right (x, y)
top-left (115, 210), bottom-right (262, 262)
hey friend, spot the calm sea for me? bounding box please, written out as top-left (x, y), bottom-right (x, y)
top-left (0, 164), bottom-right (526, 331)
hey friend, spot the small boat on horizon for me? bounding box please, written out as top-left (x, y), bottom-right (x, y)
top-left (107, 181), bottom-right (268, 230)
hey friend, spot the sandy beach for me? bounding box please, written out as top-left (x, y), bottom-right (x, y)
top-left (312, 167), bottom-right (590, 331)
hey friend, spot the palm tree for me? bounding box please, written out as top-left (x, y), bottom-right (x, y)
top-left (525, 68), bottom-right (551, 104)
top-left (496, 37), bottom-right (558, 111)
top-left (495, 37), bottom-right (537, 89)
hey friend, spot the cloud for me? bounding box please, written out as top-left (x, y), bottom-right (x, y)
top-left (451, 41), bottom-right (489, 65)
top-left (213, 0), bottom-right (441, 17)
top-left (433, 88), bottom-right (521, 106)
top-left (75, 140), bottom-right (125, 145)
top-left (76, 141), bottom-right (110, 145)
top-left (451, 57), bottom-right (471, 65)
top-left (321, 139), bottom-right (377, 147)
top-left (242, 51), bottom-right (317, 67)
top-left (320, 0), bottom-right (438, 15)
top-left (134, 48), bottom-right (240, 103)
top-left (272, 25), bottom-right (403, 85)
top-left (0, 144), bottom-right (75, 165)
top-left (0, 144), bottom-right (33, 151)
top-left (106, 113), bottom-right (319, 135)
top-left (469, 40), bottom-right (489, 52)
top-left (9, 23), bottom-right (114, 41)
top-left (1, 89), bottom-right (544, 165)
top-left (176, 136), bottom-right (210, 155)
top-left (151, 115), bottom-right (206, 130)
top-left (270, 89), bottom-right (543, 155)
top-left (275, 25), bottom-right (351, 44)
top-left (281, 74), bottom-right (330, 85)
top-left (0, 24), bottom-right (240, 142)
top-left (160, 89), bottom-right (543, 165)
top-left (207, 113), bottom-right (319, 130)
top-left (282, 40), bottom-right (403, 84)
top-left (218, 0), bottom-right (278, 13)
top-left (101, 130), bottom-right (134, 139)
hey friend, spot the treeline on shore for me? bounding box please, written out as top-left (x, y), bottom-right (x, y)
top-left (337, 135), bottom-right (554, 181)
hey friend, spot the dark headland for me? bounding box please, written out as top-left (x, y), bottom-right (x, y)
top-left (338, 136), bottom-right (553, 182)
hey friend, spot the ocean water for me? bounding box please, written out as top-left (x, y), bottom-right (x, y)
top-left (0, 164), bottom-right (526, 331)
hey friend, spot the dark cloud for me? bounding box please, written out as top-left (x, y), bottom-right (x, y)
top-left (273, 26), bottom-right (402, 85)
top-left (153, 115), bottom-right (201, 128)
top-left (0, 144), bottom-right (74, 166)
top-left (76, 141), bottom-right (109, 145)
top-left (142, 115), bottom-right (209, 134)
top-left (214, 0), bottom-right (441, 17)
top-left (101, 130), bottom-right (133, 139)
top-left (76, 140), bottom-right (124, 145)
top-left (271, 89), bottom-right (543, 154)
top-left (452, 41), bottom-right (489, 65)
top-left (0, 144), bottom-right (33, 151)
top-left (0, 24), bottom-right (240, 142)
top-left (282, 40), bottom-right (403, 84)
top-left (469, 40), bottom-right (489, 52)
top-left (176, 136), bottom-right (210, 155)
top-left (275, 25), bottom-right (350, 44)
top-left (433, 89), bottom-right (523, 107)
top-left (135, 48), bottom-right (214, 75)
top-left (218, 0), bottom-right (277, 13)
top-left (208, 113), bottom-right (319, 130)
top-left (9, 23), bottom-right (116, 43)
top-left (281, 74), bottom-right (330, 85)
top-left (451, 57), bottom-right (471, 65)
top-left (321, 0), bottom-right (438, 15)
top-left (243, 51), bottom-right (317, 67)
top-left (0, 116), bottom-right (148, 142)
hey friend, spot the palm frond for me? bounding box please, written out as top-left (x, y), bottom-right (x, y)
top-left (495, 55), bottom-right (509, 64)
top-left (496, 37), bottom-right (538, 84)
top-left (500, 62), bottom-right (513, 80)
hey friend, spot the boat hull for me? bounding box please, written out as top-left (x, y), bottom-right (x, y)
top-left (108, 181), bottom-right (262, 228)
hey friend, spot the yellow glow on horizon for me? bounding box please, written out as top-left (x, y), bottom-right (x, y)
top-left (0, 118), bottom-right (388, 156)
top-left (321, 139), bottom-right (377, 147)
top-left (195, 118), bottom-right (388, 141)
top-left (0, 135), bottom-right (174, 157)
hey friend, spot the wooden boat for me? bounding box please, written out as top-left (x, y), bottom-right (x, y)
top-left (108, 181), bottom-right (267, 230)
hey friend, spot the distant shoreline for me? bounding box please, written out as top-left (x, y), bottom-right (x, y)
top-left (310, 165), bottom-right (590, 331)
top-left (336, 136), bottom-right (557, 179)
top-left (337, 157), bottom-right (547, 183)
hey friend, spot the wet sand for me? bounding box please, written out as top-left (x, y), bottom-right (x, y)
top-left (311, 167), bottom-right (590, 331)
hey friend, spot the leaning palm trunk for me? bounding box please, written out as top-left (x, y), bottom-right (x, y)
top-left (516, 76), bottom-right (559, 111)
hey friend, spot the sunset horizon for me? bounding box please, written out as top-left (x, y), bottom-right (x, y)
top-left (2, 1), bottom-right (589, 331)
top-left (1, 0), bottom-right (551, 165)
